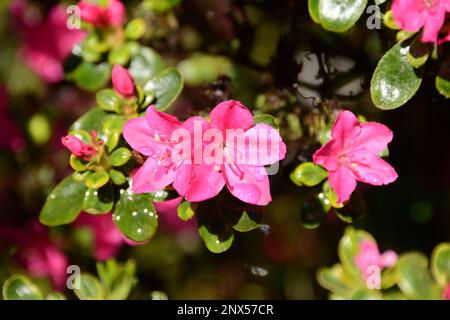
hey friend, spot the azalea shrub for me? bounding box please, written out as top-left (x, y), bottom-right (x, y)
top-left (0, 0), bottom-right (449, 300)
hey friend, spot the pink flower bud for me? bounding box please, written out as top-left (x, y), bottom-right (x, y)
top-left (79, 0), bottom-right (126, 28)
top-left (112, 64), bottom-right (135, 98)
top-left (443, 284), bottom-right (450, 300)
top-left (61, 135), bottom-right (97, 160)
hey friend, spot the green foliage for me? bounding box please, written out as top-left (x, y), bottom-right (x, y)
top-left (290, 162), bottom-right (327, 187)
top-left (143, 68), bottom-right (184, 111)
top-left (2, 274), bottom-right (65, 300)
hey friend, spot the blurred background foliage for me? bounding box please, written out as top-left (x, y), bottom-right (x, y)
top-left (0, 0), bottom-right (449, 299)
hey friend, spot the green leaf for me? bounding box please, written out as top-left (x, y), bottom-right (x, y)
top-left (71, 107), bottom-right (108, 133)
top-left (2, 275), bottom-right (44, 300)
top-left (72, 62), bottom-right (111, 92)
top-left (96, 260), bottom-right (137, 300)
top-left (113, 186), bottom-right (158, 242)
top-left (108, 45), bottom-right (132, 66)
top-left (431, 243), bottom-right (450, 286)
top-left (125, 19), bottom-right (146, 40)
top-left (85, 171), bottom-right (110, 189)
top-left (290, 162), bottom-right (328, 187)
top-left (308, 0), bottom-right (321, 24)
top-left (397, 253), bottom-right (442, 299)
top-left (371, 42), bottom-right (423, 110)
top-left (316, 265), bottom-right (353, 297)
top-left (407, 37), bottom-right (429, 69)
top-left (40, 176), bottom-right (87, 226)
top-left (46, 292), bottom-right (66, 300)
top-left (338, 227), bottom-right (375, 278)
top-left (383, 10), bottom-right (400, 30)
top-left (253, 114), bottom-right (280, 130)
top-left (177, 54), bottom-right (234, 86)
top-left (74, 274), bottom-right (106, 300)
top-left (196, 200), bottom-right (235, 253)
top-left (436, 76), bottom-right (450, 98)
top-left (144, 68), bottom-right (183, 111)
top-left (230, 210), bottom-right (262, 232)
top-left (351, 289), bottom-right (382, 300)
top-left (129, 47), bottom-right (165, 86)
top-left (83, 184), bottom-right (114, 214)
top-left (177, 201), bottom-right (195, 221)
top-left (318, 0), bottom-right (368, 32)
top-left (97, 89), bottom-right (121, 113)
top-left (101, 114), bottom-right (125, 152)
top-left (109, 169), bottom-right (127, 185)
top-left (110, 148), bottom-right (131, 167)
top-left (144, 0), bottom-right (181, 13)
top-left (70, 154), bottom-right (89, 172)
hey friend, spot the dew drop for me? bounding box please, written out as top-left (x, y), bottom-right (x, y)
top-left (137, 228), bottom-right (142, 233)
top-left (132, 212), bottom-right (137, 216)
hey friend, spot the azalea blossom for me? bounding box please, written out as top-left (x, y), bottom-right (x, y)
top-left (391, 0), bottom-right (450, 43)
top-left (355, 240), bottom-right (398, 280)
top-left (61, 134), bottom-right (97, 161)
top-left (75, 213), bottom-right (144, 261)
top-left (79, 0), bottom-right (126, 28)
top-left (443, 284), bottom-right (450, 300)
top-left (11, 1), bottom-right (86, 83)
top-left (313, 110), bottom-right (398, 203)
top-left (112, 64), bottom-right (135, 98)
top-left (124, 101), bottom-right (286, 206)
top-left (0, 222), bottom-right (68, 289)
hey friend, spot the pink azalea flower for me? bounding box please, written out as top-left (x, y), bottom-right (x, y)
top-left (0, 222), bottom-right (68, 290)
top-left (391, 0), bottom-right (450, 43)
top-left (355, 240), bottom-right (398, 280)
top-left (61, 134), bottom-right (97, 161)
top-left (79, 0), bottom-right (126, 28)
top-left (443, 284), bottom-right (450, 300)
top-left (75, 213), bottom-right (145, 261)
top-left (182, 100), bottom-right (286, 205)
top-left (313, 110), bottom-right (398, 204)
top-left (123, 101), bottom-right (286, 206)
top-left (112, 64), bottom-right (135, 98)
top-left (11, 2), bottom-right (86, 83)
top-left (0, 86), bottom-right (24, 151)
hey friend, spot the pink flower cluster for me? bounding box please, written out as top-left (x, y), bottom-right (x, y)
top-left (79, 0), bottom-right (126, 28)
top-left (313, 111), bottom-right (398, 203)
top-left (61, 132), bottom-right (98, 161)
top-left (11, 1), bottom-right (86, 83)
top-left (355, 240), bottom-right (398, 280)
top-left (112, 64), bottom-right (135, 98)
top-left (123, 101), bottom-right (287, 206)
top-left (392, 0), bottom-right (450, 43)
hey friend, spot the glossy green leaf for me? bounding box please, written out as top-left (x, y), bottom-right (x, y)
top-left (144, 68), bottom-right (183, 111)
top-left (317, 265), bottom-right (353, 296)
top-left (253, 114), bottom-right (280, 130)
top-left (72, 62), bottom-right (111, 92)
top-left (97, 260), bottom-right (137, 300)
top-left (108, 45), bottom-right (131, 66)
top-left (40, 176), bottom-right (87, 226)
top-left (431, 243), bottom-right (450, 286)
top-left (101, 114), bottom-right (125, 152)
top-left (2, 275), bottom-right (43, 300)
top-left (308, 0), bottom-right (321, 24)
top-left (113, 186), bottom-right (158, 242)
top-left (125, 19), bottom-right (146, 40)
top-left (318, 0), bottom-right (368, 32)
top-left (177, 201), bottom-right (195, 221)
top-left (407, 38), bottom-right (430, 68)
top-left (110, 148), bottom-right (131, 167)
top-left (74, 273), bottom-right (106, 300)
top-left (383, 10), bottom-right (400, 30)
top-left (351, 289), bottom-right (382, 300)
top-left (230, 210), bottom-right (262, 232)
top-left (109, 169), bottom-right (127, 185)
top-left (97, 89), bottom-right (121, 113)
top-left (397, 253), bottom-right (442, 299)
top-left (436, 76), bottom-right (450, 98)
top-left (129, 47), bottom-right (165, 86)
top-left (71, 107), bottom-right (108, 133)
top-left (46, 292), bottom-right (66, 300)
top-left (85, 171), bottom-right (110, 189)
top-left (83, 184), bottom-right (114, 214)
top-left (290, 162), bottom-right (328, 187)
top-left (144, 0), bottom-right (181, 13)
top-left (371, 42), bottom-right (422, 110)
top-left (198, 225), bottom-right (234, 254)
top-left (70, 154), bottom-right (89, 172)
top-left (178, 54), bottom-right (234, 86)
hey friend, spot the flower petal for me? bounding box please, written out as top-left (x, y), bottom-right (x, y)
top-left (232, 124), bottom-right (286, 166)
top-left (347, 151), bottom-right (398, 186)
top-left (328, 165), bottom-right (357, 203)
top-left (224, 164), bottom-right (271, 205)
top-left (123, 116), bottom-right (165, 156)
top-left (331, 110), bottom-right (360, 144)
top-left (391, 0), bottom-right (426, 32)
top-left (132, 157), bottom-right (176, 193)
top-left (145, 105), bottom-right (182, 139)
top-left (349, 121), bottom-right (393, 154)
top-left (421, 8), bottom-right (445, 42)
top-left (210, 100), bottom-right (254, 133)
top-left (312, 140), bottom-right (341, 172)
